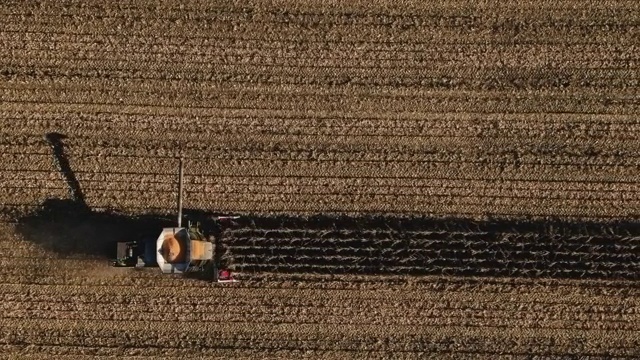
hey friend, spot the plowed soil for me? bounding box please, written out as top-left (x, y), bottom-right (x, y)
top-left (1, 0), bottom-right (639, 358)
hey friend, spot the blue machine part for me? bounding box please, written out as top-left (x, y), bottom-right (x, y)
top-left (142, 237), bottom-right (157, 266)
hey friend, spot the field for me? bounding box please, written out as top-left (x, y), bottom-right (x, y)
top-left (1, 0), bottom-right (640, 358)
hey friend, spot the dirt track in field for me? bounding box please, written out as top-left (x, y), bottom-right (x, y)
top-left (1, 0), bottom-right (640, 358)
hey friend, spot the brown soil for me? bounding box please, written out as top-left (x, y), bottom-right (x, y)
top-left (1, 0), bottom-right (639, 357)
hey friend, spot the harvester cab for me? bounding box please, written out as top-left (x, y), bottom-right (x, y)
top-left (113, 241), bottom-right (140, 267)
top-left (111, 158), bottom-right (237, 283)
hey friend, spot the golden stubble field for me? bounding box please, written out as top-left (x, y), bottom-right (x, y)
top-left (1, 0), bottom-right (639, 358)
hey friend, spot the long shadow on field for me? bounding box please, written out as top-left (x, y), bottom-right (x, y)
top-left (13, 133), bottom-right (640, 280)
top-left (16, 199), bottom-right (170, 258)
top-left (15, 205), bottom-right (640, 280)
top-left (14, 134), bottom-right (171, 257)
top-left (14, 199), bottom-right (225, 260)
top-left (45, 132), bottom-right (88, 211)
top-left (17, 132), bottom-right (232, 258)
top-left (14, 133), bottom-right (227, 260)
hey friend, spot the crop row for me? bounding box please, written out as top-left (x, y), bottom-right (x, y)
top-left (3, 3), bottom-right (638, 26)
top-left (228, 243), bottom-right (639, 262)
top-left (3, 7), bottom-right (638, 46)
top-left (5, 184), bottom-right (638, 205)
top-left (4, 293), bottom-right (633, 322)
top-left (3, 26), bottom-right (637, 57)
top-left (4, 311), bottom-right (637, 333)
top-left (7, 151), bottom-right (640, 172)
top-left (1, 334), bottom-right (631, 359)
top-left (0, 116), bottom-right (640, 143)
top-left (6, 162), bottom-right (637, 189)
top-left (5, 58), bottom-right (640, 92)
top-left (4, 89), bottom-right (639, 116)
top-left (5, 45), bottom-right (639, 72)
top-left (227, 215), bottom-right (640, 235)
top-left (230, 231), bottom-right (638, 242)
top-left (5, 174), bottom-right (639, 196)
top-left (2, 320), bottom-right (638, 358)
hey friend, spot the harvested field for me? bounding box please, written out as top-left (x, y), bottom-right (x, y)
top-left (221, 216), bottom-right (640, 279)
top-left (1, 0), bottom-right (640, 358)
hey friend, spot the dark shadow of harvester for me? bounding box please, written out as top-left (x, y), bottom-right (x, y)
top-left (16, 133), bottom-right (175, 258)
top-left (14, 133), bottom-right (640, 281)
top-left (45, 132), bottom-right (89, 213)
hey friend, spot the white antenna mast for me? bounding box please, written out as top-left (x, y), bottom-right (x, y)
top-left (177, 157), bottom-right (184, 228)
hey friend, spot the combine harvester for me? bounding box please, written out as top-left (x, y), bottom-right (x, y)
top-left (112, 159), bottom-right (237, 283)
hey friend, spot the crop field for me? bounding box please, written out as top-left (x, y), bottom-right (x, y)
top-left (1, 0), bottom-right (640, 358)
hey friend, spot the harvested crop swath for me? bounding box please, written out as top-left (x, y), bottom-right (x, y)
top-left (218, 216), bottom-right (640, 279)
